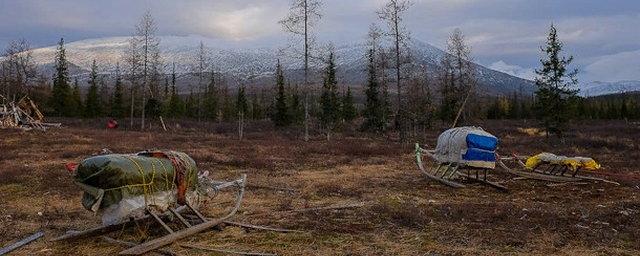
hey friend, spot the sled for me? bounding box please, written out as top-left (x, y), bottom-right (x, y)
top-left (415, 144), bottom-right (508, 191)
top-left (497, 154), bottom-right (619, 185)
top-left (53, 174), bottom-right (247, 255)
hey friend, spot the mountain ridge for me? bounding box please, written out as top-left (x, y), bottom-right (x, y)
top-left (27, 35), bottom-right (536, 95)
top-left (580, 80), bottom-right (640, 97)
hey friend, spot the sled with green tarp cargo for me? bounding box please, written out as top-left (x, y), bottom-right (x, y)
top-left (55, 150), bottom-right (247, 255)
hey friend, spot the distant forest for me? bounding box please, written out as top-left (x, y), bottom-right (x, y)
top-left (1, 1), bottom-right (638, 140)
top-left (486, 92), bottom-right (640, 120)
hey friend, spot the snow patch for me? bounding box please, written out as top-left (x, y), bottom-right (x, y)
top-left (489, 61), bottom-right (536, 80)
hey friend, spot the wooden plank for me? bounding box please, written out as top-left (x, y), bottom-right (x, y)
top-left (574, 175), bottom-right (621, 185)
top-left (52, 206), bottom-right (187, 242)
top-left (168, 208), bottom-right (191, 227)
top-left (119, 174), bottom-right (246, 255)
top-left (186, 203), bottom-right (207, 223)
top-left (545, 182), bottom-right (590, 188)
top-left (101, 236), bottom-right (176, 256)
top-left (287, 202), bottom-right (367, 213)
top-left (457, 172), bottom-right (509, 192)
top-left (181, 244), bottom-right (277, 256)
top-left (212, 179), bottom-right (244, 190)
top-left (119, 214), bottom-right (229, 255)
top-left (223, 221), bottom-right (302, 233)
top-left (446, 165), bottom-right (459, 179)
top-left (415, 145), bottom-right (466, 188)
top-left (0, 231), bottom-right (44, 255)
top-left (499, 156), bottom-right (619, 185)
top-left (497, 159), bottom-right (581, 182)
top-left (246, 184), bottom-right (297, 193)
top-left (148, 210), bottom-right (174, 234)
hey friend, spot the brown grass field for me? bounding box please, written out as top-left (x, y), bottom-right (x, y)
top-left (1, 119), bottom-right (639, 255)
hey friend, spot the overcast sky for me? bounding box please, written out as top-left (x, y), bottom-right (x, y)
top-left (1, 0), bottom-right (639, 83)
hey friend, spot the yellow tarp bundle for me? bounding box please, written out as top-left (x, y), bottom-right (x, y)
top-left (525, 152), bottom-right (601, 171)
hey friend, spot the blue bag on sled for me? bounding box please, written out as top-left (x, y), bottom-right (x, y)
top-left (434, 127), bottom-right (498, 169)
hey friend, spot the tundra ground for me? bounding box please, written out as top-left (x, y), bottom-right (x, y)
top-left (1, 120), bottom-right (639, 255)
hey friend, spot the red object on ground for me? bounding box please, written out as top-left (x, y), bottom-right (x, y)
top-left (107, 119), bottom-right (119, 129)
top-left (65, 162), bottom-right (79, 173)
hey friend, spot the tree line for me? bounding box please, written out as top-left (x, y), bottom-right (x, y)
top-left (486, 92), bottom-right (640, 120)
top-left (1, 1), bottom-right (638, 140)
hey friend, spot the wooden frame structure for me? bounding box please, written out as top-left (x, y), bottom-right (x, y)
top-left (497, 155), bottom-right (619, 185)
top-left (415, 143), bottom-right (508, 191)
top-left (0, 95), bottom-right (60, 131)
top-left (53, 174), bottom-right (247, 255)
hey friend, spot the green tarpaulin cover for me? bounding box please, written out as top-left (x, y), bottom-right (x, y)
top-left (73, 151), bottom-right (198, 212)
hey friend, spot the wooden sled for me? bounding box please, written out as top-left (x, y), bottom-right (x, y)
top-left (415, 144), bottom-right (508, 191)
top-left (53, 175), bottom-right (247, 255)
top-left (497, 155), bottom-right (619, 185)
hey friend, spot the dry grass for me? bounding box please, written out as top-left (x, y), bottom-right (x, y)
top-left (0, 120), bottom-right (639, 255)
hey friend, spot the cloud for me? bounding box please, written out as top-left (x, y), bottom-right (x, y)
top-left (489, 61), bottom-right (536, 80)
top-left (1, 0), bottom-right (640, 83)
top-left (581, 49), bottom-right (640, 83)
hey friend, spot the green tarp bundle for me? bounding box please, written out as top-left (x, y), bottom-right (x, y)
top-left (73, 151), bottom-right (198, 212)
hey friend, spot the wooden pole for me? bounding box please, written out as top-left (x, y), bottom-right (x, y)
top-left (451, 88), bottom-right (471, 129)
top-left (496, 159), bottom-right (581, 182)
top-left (181, 244), bottom-right (277, 256)
top-left (101, 236), bottom-right (176, 256)
top-left (238, 111), bottom-right (244, 140)
top-left (0, 231), bottom-right (44, 255)
top-left (223, 221), bottom-right (302, 233)
top-left (159, 116), bottom-right (167, 131)
top-left (414, 144), bottom-right (466, 188)
top-left (119, 174), bottom-right (246, 255)
top-left (52, 206), bottom-right (187, 242)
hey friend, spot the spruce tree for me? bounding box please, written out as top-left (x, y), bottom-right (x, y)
top-left (381, 77), bottom-right (391, 127)
top-left (413, 81), bottom-right (434, 129)
top-left (50, 38), bottom-right (71, 116)
top-left (185, 89), bottom-right (198, 118)
top-left (236, 85), bottom-right (248, 117)
top-left (438, 68), bottom-right (458, 122)
top-left (250, 93), bottom-right (264, 120)
top-left (272, 59), bottom-right (290, 126)
top-left (620, 96), bottom-right (629, 119)
top-left (288, 84), bottom-right (304, 125)
top-left (341, 87), bottom-right (357, 123)
top-left (521, 95), bottom-right (533, 119)
top-left (203, 72), bottom-right (218, 120)
top-left (69, 78), bottom-right (83, 117)
top-left (166, 80), bottom-right (185, 118)
top-left (534, 24), bottom-right (579, 137)
top-left (145, 98), bottom-right (162, 118)
top-left (163, 76), bottom-right (169, 100)
top-left (111, 65), bottom-right (125, 118)
top-left (221, 85), bottom-right (235, 121)
top-left (362, 49), bottom-right (384, 131)
top-left (165, 65), bottom-right (185, 118)
top-left (575, 97), bottom-right (587, 119)
top-left (319, 51), bottom-right (340, 139)
top-left (84, 60), bottom-right (101, 118)
top-left (99, 76), bottom-right (110, 116)
top-left (486, 97), bottom-right (500, 120)
top-left (508, 92), bottom-right (521, 119)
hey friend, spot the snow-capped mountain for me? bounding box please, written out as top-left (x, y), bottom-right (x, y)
top-left (28, 35), bottom-right (535, 95)
top-left (580, 81), bottom-right (640, 97)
